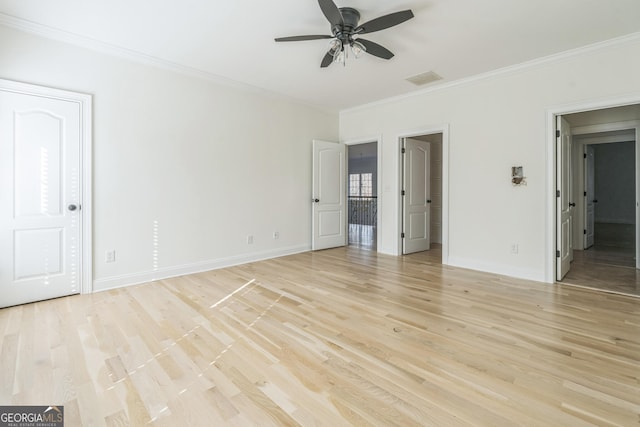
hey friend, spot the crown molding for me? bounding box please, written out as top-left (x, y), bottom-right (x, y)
top-left (0, 13), bottom-right (336, 114)
top-left (3, 11), bottom-right (639, 116)
top-left (341, 31), bottom-right (640, 115)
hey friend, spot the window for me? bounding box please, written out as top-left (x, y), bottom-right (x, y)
top-left (349, 173), bottom-right (373, 197)
top-left (349, 174), bottom-right (360, 197)
top-left (360, 173), bottom-right (372, 197)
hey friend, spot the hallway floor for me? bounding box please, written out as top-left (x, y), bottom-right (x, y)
top-left (561, 223), bottom-right (638, 296)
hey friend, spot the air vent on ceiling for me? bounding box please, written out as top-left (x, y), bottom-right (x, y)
top-left (406, 71), bottom-right (442, 86)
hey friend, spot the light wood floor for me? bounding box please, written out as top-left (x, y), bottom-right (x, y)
top-left (562, 246), bottom-right (640, 296)
top-left (561, 222), bottom-right (639, 296)
top-left (348, 224), bottom-right (377, 250)
top-left (1, 247), bottom-right (639, 426)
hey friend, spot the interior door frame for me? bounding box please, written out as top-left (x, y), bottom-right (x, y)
top-left (396, 125), bottom-right (450, 263)
top-left (0, 79), bottom-right (93, 294)
top-left (343, 135), bottom-right (381, 252)
top-left (573, 128), bottom-right (638, 251)
top-left (546, 95), bottom-right (640, 283)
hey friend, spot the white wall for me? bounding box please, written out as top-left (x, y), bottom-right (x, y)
top-left (0, 25), bottom-right (338, 290)
top-left (340, 34), bottom-right (640, 281)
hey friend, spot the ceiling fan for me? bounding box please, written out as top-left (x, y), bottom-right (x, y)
top-left (275, 0), bottom-right (414, 67)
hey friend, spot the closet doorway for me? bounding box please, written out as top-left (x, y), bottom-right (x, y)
top-left (400, 133), bottom-right (443, 259)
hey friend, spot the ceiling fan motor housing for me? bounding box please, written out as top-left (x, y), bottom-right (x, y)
top-left (334, 7), bottom-right (361, 40)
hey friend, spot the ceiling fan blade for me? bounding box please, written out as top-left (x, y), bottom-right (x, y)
top-left (275, 35), bottom-right (333, 42)
top-left (357, 38), bottom-right (394, 59)
top-left (320, 51), bottom-right (334, 68)
top-left (318, 0), bottom-right (344, 27)
top-left (355, 10), bottom-right (414, 34)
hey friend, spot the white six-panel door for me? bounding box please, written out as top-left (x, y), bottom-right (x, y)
top-left (312, 140), bottom-right (347, 250)
top-left (556, 116), bottom-right (573, 280)
top-left (403, 138), bottom-right (431, 254)
top-left (0, 88), bottom-right (83, 308)
top-left (585, 144), bottom-right (596, 249)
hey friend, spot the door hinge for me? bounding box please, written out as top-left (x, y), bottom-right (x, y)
top-left (556, 250), bottom-right (560, 258)
top-left (556, 190), bottom-right (560, 198)
top-left (401, 147), bottom-right (406, 154)
top-left (584, 191), bottom-right (587, 197)
top-left (584, 153), bottom-right (587, 159)
top-left (401, 232), bottom-right (405, 238)
top-left (401, 190), bottom-right (405, 196)
top-left (584, 229), bottom-right (587, 235)
top-left (556, 130), bottom-right (560, 138)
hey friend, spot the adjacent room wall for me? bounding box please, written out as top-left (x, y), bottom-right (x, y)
top-left (348, 144), bottom-right (378, 196)
top-left (594, 141), bottom-right (636, 224)
top-left (429, 138), bottom-right (443, 245)
top-left (340, 34), bottom-right (640, 281)
top-left (0, 25), bottom-right (338, 290)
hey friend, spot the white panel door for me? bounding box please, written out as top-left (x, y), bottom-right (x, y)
top-left (312, 140), bottom-right (346, 250)
top-left (556, 116), bottom-right (572, 280)
top-left (585, 144), bottom-right (595, 249)
top-left (0, 90), bottom-right (82, 308)
top-left (403, 138), bottom-right (431, 254)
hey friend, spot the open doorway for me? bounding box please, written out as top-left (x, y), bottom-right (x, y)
top-left (347, 142), bottom-right (377, 250)
top-left (555, 104), bottom-right (640, 296)
top-left (582, 140), bottom-right (635, 255)
top-left (400, 133), bottom-right (443, 263)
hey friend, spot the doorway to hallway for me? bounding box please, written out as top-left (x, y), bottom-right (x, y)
top-left (347, 142), bottom-right (377, 250)
top-left (555, 103), bottom-right (639, 296)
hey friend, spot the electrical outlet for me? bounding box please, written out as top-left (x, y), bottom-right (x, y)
top-left (273, 231), bottom-right (279, 240)
top-left (510, 244), bottom-right (519, 255)
top-left (247, 235), bottom-right (254, 244)
top-left (105, 250), bottom-right (116, 263)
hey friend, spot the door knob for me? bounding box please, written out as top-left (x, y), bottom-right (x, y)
top-left (68, 204), bottom-right (79, 211)
top-left (569, 202), bottom-right (576, 207)
top-left (313, 198), bottom-right (319, 203)
top-left (427, 200), bottom-right (432, 203)
top-left (593, 199), bottom-right (598, 203)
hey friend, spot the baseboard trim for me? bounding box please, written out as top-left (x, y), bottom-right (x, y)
top-left (93, 245), bottom-right (310, 293)
top-left (447, 256), bottom-right (545, 283)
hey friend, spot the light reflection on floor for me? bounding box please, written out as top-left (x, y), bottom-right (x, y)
top-left (348, 224), bottom-right (376, 250)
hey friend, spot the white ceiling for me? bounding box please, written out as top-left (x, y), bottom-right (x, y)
top-left (1, 0), bottom-right (640, 111)
top-left (565, 105), bottom-right (640, 128)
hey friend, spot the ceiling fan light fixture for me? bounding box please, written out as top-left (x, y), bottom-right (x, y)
top-left (351, 40), bottom-right (366, 58)
top-left (333, 48), bottom-right (346, 65)
top-left (328, 38), bottom-right (342, 55)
